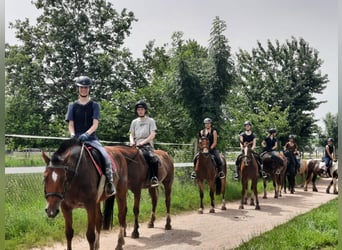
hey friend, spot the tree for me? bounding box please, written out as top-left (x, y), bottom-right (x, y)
top-left (317, 112), bottom-right (338, 148)
top-left (235, 37), bottom-right (328, 147)
top-left (5, 0), bottom-right (139, 146)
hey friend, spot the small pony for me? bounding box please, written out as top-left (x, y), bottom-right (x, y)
top-left (326, 160), bottom-right (338, 194)
top-left (239, 142), bottom-right (260, 210)
top-left (194, 136), bottom-right (227, 213)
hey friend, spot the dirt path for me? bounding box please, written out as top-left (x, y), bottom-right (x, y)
top-left (33, 178), bottom-right (337, 250)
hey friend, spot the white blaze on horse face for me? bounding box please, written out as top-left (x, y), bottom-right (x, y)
top-left (244, 146), bottom-right (248, 156)
top-left (52, 171), bottom-right (58, 183)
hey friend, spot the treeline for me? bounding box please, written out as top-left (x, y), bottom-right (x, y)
top-left (5, 0), bottom-right (337, 151)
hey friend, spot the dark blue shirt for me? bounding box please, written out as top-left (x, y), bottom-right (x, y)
top-left (65, 100), bottom-right (99, 140)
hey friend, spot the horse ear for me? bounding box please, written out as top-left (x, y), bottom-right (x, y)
top-left (42, 151), bottom-right (50, 165)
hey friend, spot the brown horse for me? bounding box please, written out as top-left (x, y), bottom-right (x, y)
top-left (194, 136), bottom-right (227, 213)
top-left (239, 143), bottom-right (260, 210)
top-left (102, 145), bottom-right (174, 250)
top-left (261, 151), bottom-right (287, 199)
top-left (42, 138), bottom-right (126, 250)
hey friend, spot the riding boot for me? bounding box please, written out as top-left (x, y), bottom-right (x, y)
top-left (150, 158), bottom-right (159, 187)
top-left (105, 164), bottom-right (116, 196)
top-left (234, 165), bottom-right (240, 181)
top-left (216, 164), bottom-right (225, 179)
top-left (191, 154), bottom-right (199, 179)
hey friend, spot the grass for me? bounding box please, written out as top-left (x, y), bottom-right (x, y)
top-left (235, 198), bottom-right (338, 250)
top-left (5, 166), bottom-right (337, 250)
top-left (5, 152), bottom-right (46, 167)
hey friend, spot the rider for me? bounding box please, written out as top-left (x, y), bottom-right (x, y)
top-left (65, 76), bottom-right (116, 196)
top-left (191, 118), bottom-right (225, 179)
top-left (323, 137), bottom-right (336, 176)
top-left (129, 100), bottom-right (159, 187)
top-left (283, 134), bottom-right (300, 173)
top-left (234, 121), bottom-right (265, 180)
top-left (260, 128), bottom-right (283, 167)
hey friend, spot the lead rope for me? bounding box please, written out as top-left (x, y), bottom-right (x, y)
top-left (74, 143), bottom-right (85, 176)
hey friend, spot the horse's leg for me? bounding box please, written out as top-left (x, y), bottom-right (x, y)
top-left (198, 180), bottom-right (204, 214)
top-left (61, 203), bottom-right (74, 250)
top-left (262, 179), bottom-right (267, 199)
top-left (163, 181), bottom-right (172, 230)
top-left (283, 174), bottom-right (287, 193)
top-left (252, 178), bottom-right (260, 210)
top-left (115, 189), bottom-right (128, 250)
top-left (131, 189), bottom-right (141, 239)
top-left (94, 204), bottom-right (102, 250)
top-left (239, 180), bottom-right (247, 209)
top-left (333, 177), bottom-right (338, 194)
top-left (147, 187), bottom-right (158, 228)
top-left (85, 205), bottom-right (97, 250)
top-left (312, 174), bottom-right (318, 192)
top-left (209, 180), bottom-right (215, 213)
top-left (304, 171), bottom-right (312, 192)
top-left (326, 180), bottom-right (332, 193)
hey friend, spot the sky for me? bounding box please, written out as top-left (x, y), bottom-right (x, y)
top-left (5, 0), bottom-right (338, 129)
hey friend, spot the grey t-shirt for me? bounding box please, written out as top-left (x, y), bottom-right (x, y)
top-left (129, 116), bottom-right (157, 147)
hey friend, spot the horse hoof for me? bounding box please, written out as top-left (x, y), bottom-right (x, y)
top-left (334, 191), bottom-right (338, 195)
top-left (255, 205), bottom-right (260, 210)
top-left (239, 205), bottom-right (244, 209)
top-left (165, 224), bottom-right (172, 230)
top-left (209, 208), bottom-right (215, 213)
top-left (221, 206), bottom-right (227, 211)
top-left (131, 231), bottom-right (139, 239)
top-left (313, 189), bottom-right (318, 192)
top-left (262, 196), bottom-right (267, 199)
top-left (274, 196), bottom-right (278, 199)
top-left (147, 222), bottom-right (154, 228)
top-left (198, 209), bottom-right (203, 214)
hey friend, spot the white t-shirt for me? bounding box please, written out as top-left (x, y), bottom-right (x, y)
top-left (129, 116), bottom-right (157, 147)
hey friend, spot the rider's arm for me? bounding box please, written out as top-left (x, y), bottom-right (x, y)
top-left (137, 130), bottom-right (156, 147)
top-left (252, 138), bottom-right (256, 151)
top-left (86, 119), bottom-right (99, 135)
top-left (272, 141), bottom-right (278, 150)
top-left (68, 120), bottom-right (75, 137)
top-left (239, 135), bottom-right (244, 150)
top-left (261, 139), bottom-right (266, 149)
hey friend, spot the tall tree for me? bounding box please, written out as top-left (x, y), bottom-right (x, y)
top-left (235, 37), bottom-right (328, 146)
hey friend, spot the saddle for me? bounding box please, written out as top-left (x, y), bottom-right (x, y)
top-left (84, 144), bottom-right (117, 176)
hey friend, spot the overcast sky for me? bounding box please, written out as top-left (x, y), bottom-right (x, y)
top-left (5, 0), bottom-right (338, 129)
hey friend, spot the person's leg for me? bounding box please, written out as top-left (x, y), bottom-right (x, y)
top-left (89, 140), bottom-right (116, 195)
top-left (234, 154), bottom-right (242, 180)
top-left (213, 150), bottom-right (225, 179)
top-left (191, 153), bottom-right (199, 179)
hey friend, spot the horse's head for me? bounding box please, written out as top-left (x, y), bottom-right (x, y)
top-left (199, 136), bottom-right (210, 153)
top-left (42, 140), bottom-right (80, 218)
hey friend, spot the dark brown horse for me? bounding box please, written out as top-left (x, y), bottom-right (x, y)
top-left (102, 145), bottom-right (174, 250)
top-left (261, 151), bottom-right (287, 199)
top-left (239, 143), bottom-right (260, 210)
top-left (194, 136), bottom-right (227, 213)
top-left (42, 138), bottom-right (126, 250)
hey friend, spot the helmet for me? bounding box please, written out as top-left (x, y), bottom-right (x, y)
top-left (74, 76), bottom-right (93, 87)
top-left (135, 100), bottom-right (148, 112)
top-left (269, 128), bottom-right (276, 134)
top-left (289, 134), bottom-right (295, 139)
top-left (327, 138), bottom-right (334, 142)
top-left (203, 118), bottom-right (212, 124)
top-left (244, 121), bottom-right (252, 126)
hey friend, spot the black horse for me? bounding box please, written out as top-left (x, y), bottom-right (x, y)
top-left (283, 150), bottom-right (297, 194)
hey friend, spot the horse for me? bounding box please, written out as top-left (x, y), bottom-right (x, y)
top-left (194, 136), bottom-right (227, 214)
top-left (102, 145), bottom-right (174, 250)
top-left (283, 150), bottom-right (297, 194)
top-left (239, 143), bottom-right (260, 210)
top-left (261, 151), bottom-right (287, 199)
top-left (326, 160), bottom-right (338, 194)
top-left (303, 159), bottom-right (323, 192)
top-left (42, 138), bottom-right (127, 250)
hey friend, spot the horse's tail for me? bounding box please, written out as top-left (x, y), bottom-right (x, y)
top-left (103, 195), bottom-right (115, 230)
top-left (215, 177), bottom-right (222, 195)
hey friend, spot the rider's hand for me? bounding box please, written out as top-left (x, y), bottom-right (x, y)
top-left (78, 133), bottom-right (89, 142)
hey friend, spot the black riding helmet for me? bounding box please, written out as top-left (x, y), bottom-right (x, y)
top-left (75, 76), bottom-right (93, 87)
top-left (269, 128), bottom-right (276, 134)
top-left (135, 100), bottom-right (148, 114)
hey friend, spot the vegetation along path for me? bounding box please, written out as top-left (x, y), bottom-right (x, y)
top-left (34, 178), bottom-right (337, 250)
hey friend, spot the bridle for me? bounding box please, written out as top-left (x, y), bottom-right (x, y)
top-left (44, 144), bottom-right (85, 200)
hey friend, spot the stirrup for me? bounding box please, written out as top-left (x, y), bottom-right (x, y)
top-left (151, 177), bottom-right (159, 187)
top-left (105, 182), bottom-right (116, 196)
top-left (218, 171), bottom-right (225, 179)
top-left (191, 171), bottom-right (197, 179)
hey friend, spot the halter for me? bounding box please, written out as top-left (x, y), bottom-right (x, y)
top-left (44, 144), bottom-right (85, 200)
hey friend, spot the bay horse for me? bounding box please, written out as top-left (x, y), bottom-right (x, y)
top-left (261, 151), bottom-right (287, 199)
top-left (42, 138), bottom-right (127, 250)
top-left (102, 145), bottom-right (174, 250)
top-left (283, 150), bottom-right (297, 194)
top-left (239, 142), bottom-right (260, 210)
top-left (194, 136), bottom-right (227, 214)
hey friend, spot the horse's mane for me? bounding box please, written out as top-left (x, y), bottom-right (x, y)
top-left (51, 138), bottom-right (81, 163)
